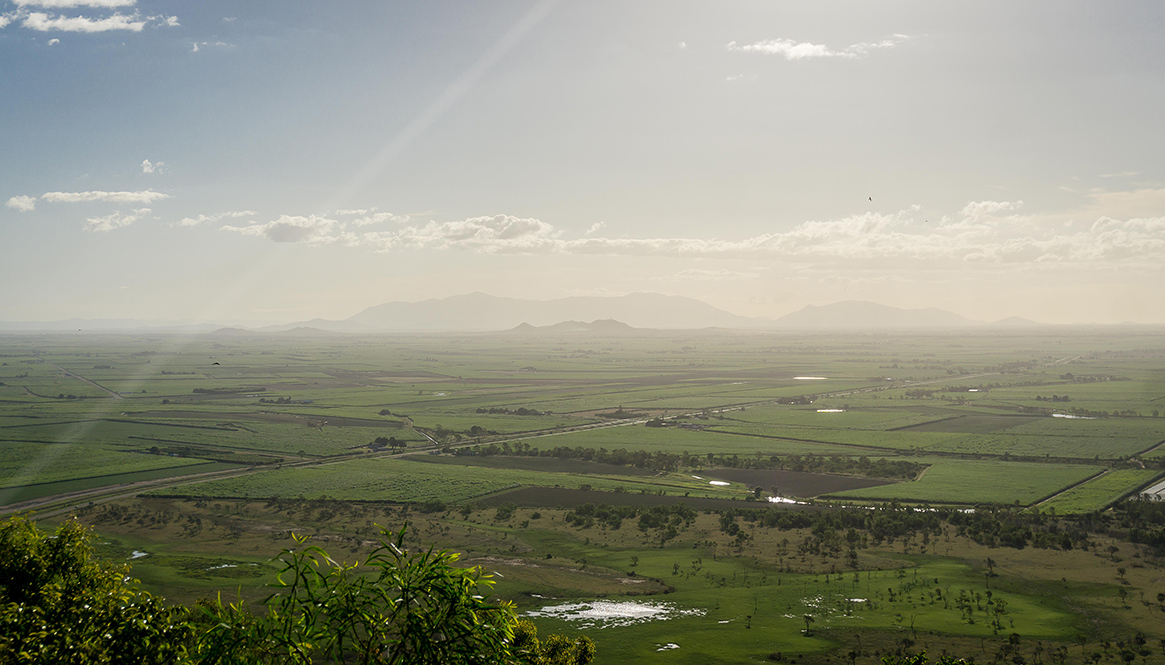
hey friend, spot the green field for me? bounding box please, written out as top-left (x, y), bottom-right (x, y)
top-left (149, 456), bottom-right (746, 503)
top-left (1034, 468), bottom-right (1164, 514)
top-left (0, 440), bottom-right (214, 488)
top-left (824, 459), bottom-right (1102, 505)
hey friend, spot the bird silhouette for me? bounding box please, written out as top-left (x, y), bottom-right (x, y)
top-left (868, 196), bottom-right (872, 202)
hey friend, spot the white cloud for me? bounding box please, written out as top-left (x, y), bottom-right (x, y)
top-left (191, 40), bottom-right (232, 53)
top-left (47, 38), bottom-right (59, 45)
top-left (0, 15), bottom-right (12, 29)
top-left (178, 210), bottom-right (256, 227)
top-left (6, 195), bottom-right (37, 212)
top-left (364, 214), bottom-right (558, 253)
top-left (13, 0), bottom-right (135, 7)
top-left (728, 39), bottom-right (833, 60)
top-left (140, 158), bottom-right (164, 174)
top-left (221, 215), bottom-right (347, 244)
top-left (19, 10), bottom-right (177, 33)
top-left (585, 221), bottom-right (606, 235)
top-left (41, 190), bottom-right (169, 203)
top-left (23, 12), bottom-right (147, 32)
top-left (350, 212), bottom-right (408, 227)
top-left (334, 208), bottom-right (373, 216)
top-left (959, 200), bottom-right (1023, 220)
top-left (85, 207), bottom-right (150, 232)
top-left (727, 34), bottom-right (909, 60)
top-left (677, 41), bottom-right (687, 49)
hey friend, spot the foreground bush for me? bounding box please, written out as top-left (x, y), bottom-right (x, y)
top-left (0, 517), bottom-right (191, 664)
top-left (0, 516), bottom-right (593, 665)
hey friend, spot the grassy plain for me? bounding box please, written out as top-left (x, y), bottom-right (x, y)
top-left (3, 327), bottom-right (1164, 507)
top-left (3, 327), bottom-right (1165, 664)
top-left (48, 496), bottom-right (1165, 665)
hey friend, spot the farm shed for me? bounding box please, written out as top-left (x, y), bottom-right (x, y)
top-left (1138, 478), bottom-right (1165, 501)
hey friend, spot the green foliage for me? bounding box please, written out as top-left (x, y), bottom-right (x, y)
top-left (0, 516), bottom-right (192, 664)
top-left (0, 517), bottom-right (595, 665)
top-left (198, 526), bottom-right (522, 664)
top-left (511, 619), bottom-right (595, 665)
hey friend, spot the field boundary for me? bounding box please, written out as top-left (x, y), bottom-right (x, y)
top-left (886, 415), bottom-right (964, 431)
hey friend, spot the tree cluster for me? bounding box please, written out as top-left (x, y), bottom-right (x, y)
top-left (475, 407), bottom-right (546, 416)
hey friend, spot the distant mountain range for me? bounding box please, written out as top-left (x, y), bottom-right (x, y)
top-left (0, 293), bottom-right (1066, 333)
top-left (333, 292), bottom-right (767, 331)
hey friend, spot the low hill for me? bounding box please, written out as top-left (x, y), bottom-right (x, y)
top-left (989, 316), bottom-right (1044, 326)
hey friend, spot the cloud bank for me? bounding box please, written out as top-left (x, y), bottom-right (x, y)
top-left (727, 34), bottom-right (909, 60)
top-left (1, 1), bottom-right (178, 34)
top-left (41, 190), bottom-right (169, 204)
top-left (206, 194), bottom-right (1165, 270)
top-left (13, 0), bottom-right (135, 7)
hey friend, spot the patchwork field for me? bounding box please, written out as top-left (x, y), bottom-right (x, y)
top-left (4, 327), bottom-right (1164, 664)
top-left (2, 328), bottom-right (1163, 511)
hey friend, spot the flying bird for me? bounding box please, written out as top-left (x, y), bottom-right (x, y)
top-left (868, 196), bottom-right (872, 201)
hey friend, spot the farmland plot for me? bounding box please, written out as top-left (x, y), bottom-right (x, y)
top-left (824, 459), bottom-right (1102, 505)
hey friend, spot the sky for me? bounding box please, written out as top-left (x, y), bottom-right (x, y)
top-left (1, 0), bottom-right (1163, 325)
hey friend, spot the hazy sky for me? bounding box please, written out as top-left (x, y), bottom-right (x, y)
top-left (2, 1), bottom-right (1163, 324)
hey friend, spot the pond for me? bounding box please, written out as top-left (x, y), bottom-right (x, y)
top-left (526, 600), bottom-right (705, 629)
